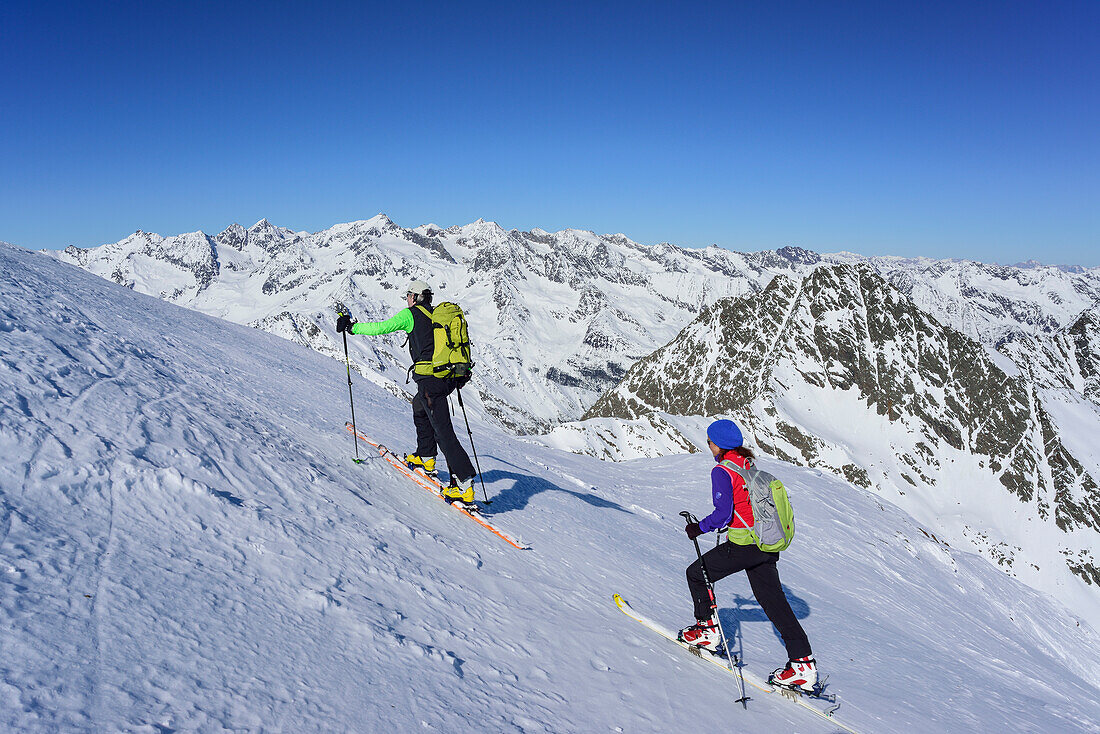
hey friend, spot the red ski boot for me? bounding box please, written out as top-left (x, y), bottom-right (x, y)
top-left (769, 656), bottom-right (817, 693)
top-left (677, 618), bottom-right (721, 649)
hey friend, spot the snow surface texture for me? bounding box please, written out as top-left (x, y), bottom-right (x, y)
top-left (6, 248), bottom-right (1100, 732)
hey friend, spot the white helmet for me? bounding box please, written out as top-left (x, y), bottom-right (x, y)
top-left (406, 280), bottom-right (432, 301)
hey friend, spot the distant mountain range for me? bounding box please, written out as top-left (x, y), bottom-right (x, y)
top-left (50, 215), bottom-right (1100, 619)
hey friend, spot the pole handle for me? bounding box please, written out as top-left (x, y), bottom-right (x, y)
top-left (680, 510), bottom-right (704, 557)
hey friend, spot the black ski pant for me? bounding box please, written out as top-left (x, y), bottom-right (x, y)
top-left (411, 375), bottom-right (475, 482)
top-left (687, 540), bottom-right (812, 660)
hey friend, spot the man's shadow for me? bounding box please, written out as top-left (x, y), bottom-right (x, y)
top-left (717, 590), bottom-right (811, 658)
top-left (477, 460), bottom-right (630, 515)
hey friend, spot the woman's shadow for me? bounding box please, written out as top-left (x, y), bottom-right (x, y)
top-left (717, 590), bottom-right (811, 659)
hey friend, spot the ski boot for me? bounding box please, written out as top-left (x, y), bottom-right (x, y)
top-left (405, 454), bottom-right (437, 478)
top-left (442, 476), bottom-right (476, 506)
top-left (677, 618), bottom-right (721, 649)
top-left (768, 656), bottom-right (817, 693)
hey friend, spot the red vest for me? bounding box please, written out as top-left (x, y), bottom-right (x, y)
top-left (716, 451), bottom-right (755, 529)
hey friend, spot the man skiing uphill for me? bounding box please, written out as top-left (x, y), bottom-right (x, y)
top-left (678, 418), bottom-right (817, 693)
top-left (336, 281), bottom-right (477, 503)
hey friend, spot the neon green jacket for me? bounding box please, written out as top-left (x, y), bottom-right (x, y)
top-left (352, 307), bottom-right (438, 375)
top-left (350, 308), bottom-right (415, 336)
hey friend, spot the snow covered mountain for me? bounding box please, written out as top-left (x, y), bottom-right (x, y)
top-left (831, 253), bottom-right (1100, 398)
top-left (833, 253), bottom-right (1100, 345)
top-left (52, 215), bottom-right (790, 433)
top-left (51, 217), bottom-right (1100, 434)
top-left (586, 263), bottom-right (1100, 629)
top-left (6, 242), bottom-right (1100, 732)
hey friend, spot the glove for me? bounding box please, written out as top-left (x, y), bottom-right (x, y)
top-left (685, 522), bottom-right (703, 539)
top-left (336, 313), bottom-right (355, 333)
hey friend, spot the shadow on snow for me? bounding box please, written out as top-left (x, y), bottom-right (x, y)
top-left (477, 464), bottom-right (630, 515)
top-left (716, 589), bottom-right (812, 658)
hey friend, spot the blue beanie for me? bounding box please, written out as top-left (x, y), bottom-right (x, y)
top-left (707, 419), bottom-right (743, 450)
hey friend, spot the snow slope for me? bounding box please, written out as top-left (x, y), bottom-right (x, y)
top-left (4, 241), bottom-right (1100, 733)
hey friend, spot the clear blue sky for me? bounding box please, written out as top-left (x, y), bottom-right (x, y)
top-left (2, 1), bottom-right (1097, 265)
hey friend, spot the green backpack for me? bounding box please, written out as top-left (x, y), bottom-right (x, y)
top-left (720, 460), bottom-right (795, 552)
top-left (414, 303), bottom-right (473, 380)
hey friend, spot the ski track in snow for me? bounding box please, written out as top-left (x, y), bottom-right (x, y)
top-left (3, 241), bottom-right (1100, 732)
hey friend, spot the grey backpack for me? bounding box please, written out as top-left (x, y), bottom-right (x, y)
top-left (720, 460), bottom-right (795, 552)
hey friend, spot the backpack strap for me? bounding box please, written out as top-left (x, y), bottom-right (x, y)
top-left (719, 459), bottom-right (750, 479)
top-left (417, 303), bottom-right (457, 347)
top-left (410, 305), bottom-right (437, 376)
top-left (718, 460), bottom-right (754, 531)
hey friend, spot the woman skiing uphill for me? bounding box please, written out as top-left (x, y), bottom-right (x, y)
top-left (336, 281), bottom-right (477, 503)
top-left (678, 418), bottom-right (816, 693)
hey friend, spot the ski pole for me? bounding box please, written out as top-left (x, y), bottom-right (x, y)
top-left (732, 641), bottom-right (749, 707)
top-left (339, 313), bottom-right (363, 465)
top-left (455, 385), bottom-right (489, 503)
top-left (680, 510), bottom-right (750, 707)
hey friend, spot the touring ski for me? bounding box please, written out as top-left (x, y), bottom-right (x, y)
top-left (345, 422), bottom-right (530, 550)
top-left (612, 594), bottom-right (857, 732)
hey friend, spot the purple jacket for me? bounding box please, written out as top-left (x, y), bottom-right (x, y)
top-left (698, 451), bottom-right (752, 534)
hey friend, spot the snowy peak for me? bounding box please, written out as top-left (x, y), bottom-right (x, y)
top-left (57, 228), bottom-right (218, 299)
top-left (456, 217), bottom-right (508, 242)
top-left (243, 218), bottom-right (297, 255)
top-left (124, 229), bottom-right (165, 247)
top-left (215, 223), bottom-right (248, 251)
top-left (362, 212), bottom-right (398, 233)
